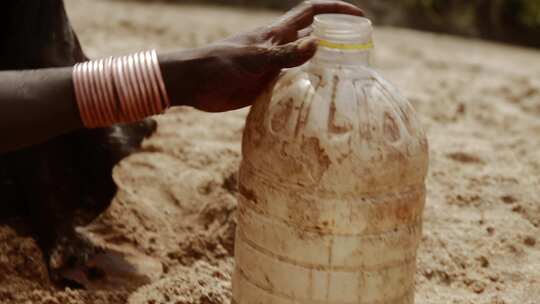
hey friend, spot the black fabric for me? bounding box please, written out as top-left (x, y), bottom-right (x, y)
top-left (0, 0), bottom-right (156, 258)
top-left (0, 0), bottom-right (85, 69)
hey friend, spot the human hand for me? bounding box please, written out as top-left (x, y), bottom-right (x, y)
top-left (160, 0), bottom-right (364, 112)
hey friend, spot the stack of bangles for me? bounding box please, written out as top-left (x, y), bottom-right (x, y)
top-left (73, 49), bottom-right (170, 128)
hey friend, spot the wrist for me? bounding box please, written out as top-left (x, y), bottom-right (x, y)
top-left (158, 50), bottom-right (198, 108)
top-left (158, 47), bottom-right (219, 109)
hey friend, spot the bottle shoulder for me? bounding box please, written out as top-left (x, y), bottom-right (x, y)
top-left (242, 66), bottom-right (429, 192)
top-left (261, 66), bottom-right (426, 145)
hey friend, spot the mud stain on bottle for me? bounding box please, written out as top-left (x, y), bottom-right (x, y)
top-left (420, 137), bottom-right (429, 154)
top-left (244, 94), bottom-right (270, 149)
top-left (385, 144), bottom-right (409, 168)
top-left (286, 205), bottom-right (324, 241)
top-left (383, 112), bottom-right (401, 142)
top-left (294, 91), bottom-right (312, 138)
top-left (294, 75), bottom-right (320, 138)
top-left (328, 75), bottom-right (353, 135)
top-left (397, 105), bottom-right (415, 136)
top-left (301, 137), bottom-right (331, 182)
top-left (356, 85), bottom-right (373, 141)
top-left (271, 98), bottom-right (295, 133)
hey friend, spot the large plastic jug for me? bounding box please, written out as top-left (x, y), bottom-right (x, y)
top-left (233, 14), bottom-right (429, 304)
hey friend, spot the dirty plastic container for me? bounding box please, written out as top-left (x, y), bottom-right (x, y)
top-left (232, 14), bottom-right (429, 304)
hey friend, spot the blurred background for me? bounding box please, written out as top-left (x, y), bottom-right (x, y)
top-left (148, 0), bottom-right (540, 48)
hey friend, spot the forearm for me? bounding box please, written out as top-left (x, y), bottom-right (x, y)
top-left (0, 51), bottom-right (197, 153)
top-left (0, 50), bottom-right (196, 153)
top-left (0, 67), bottom-right (83, 153)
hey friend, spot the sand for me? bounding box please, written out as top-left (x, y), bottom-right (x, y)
top-left (0, 0), bottom-right (539, 303)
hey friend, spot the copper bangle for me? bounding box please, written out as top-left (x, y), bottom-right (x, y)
top-left (73, 63), bottom-right (92, 128)
top-left (96, 58), bottom-right (115, 125)
top-left (88, 60), bottom-right (108, 126)
top-left (114, 56), bottom-right (135, 123)
top-left (107, 57), bottom-right (120, 123)
top-left (72, 49), bottom-right (171, 128)
top-left (80, 62), bottom-right (100, 128)
top-left (141, 52), bottom-right (161, 115)
top-left (150, 50), bottom-right (171, 109)
top-left (133, 52), bottom-right (154, 116)
top-left (144, 51), bottom-right (164, 115)
top-left (125, 54), bottom-right (144, 121)
top-left (131, 53), bottom-right (147, 117)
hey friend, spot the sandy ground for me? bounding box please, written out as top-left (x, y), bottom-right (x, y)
top-left (1, 0), bottom-right (539, 303)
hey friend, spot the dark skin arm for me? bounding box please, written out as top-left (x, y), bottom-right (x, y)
top-left (0, 1), bottom-right (364, 153)
top-left (0, 67), bottom-right (81, 152)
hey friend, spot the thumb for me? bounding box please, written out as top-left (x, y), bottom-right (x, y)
top-left (267, 37), bottom-right (319, 69)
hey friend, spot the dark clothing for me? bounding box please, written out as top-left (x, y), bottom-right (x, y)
top-left (0, 0), bottom-right (155, 260)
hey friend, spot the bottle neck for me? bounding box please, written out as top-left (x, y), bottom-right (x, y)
top-left (309, 14), bottom-right (373, 68)
top-left (311, 46), bottom-right (371, 67)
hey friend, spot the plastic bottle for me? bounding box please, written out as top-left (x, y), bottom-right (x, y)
top-left (232, 14), bottom-right (429, 304)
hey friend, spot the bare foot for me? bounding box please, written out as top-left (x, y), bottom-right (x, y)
top-left (49, 227), bottom-right (162, 290)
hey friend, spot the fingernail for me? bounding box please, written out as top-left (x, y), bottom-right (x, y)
top-left (297, 37), bottom-right (319, 52)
